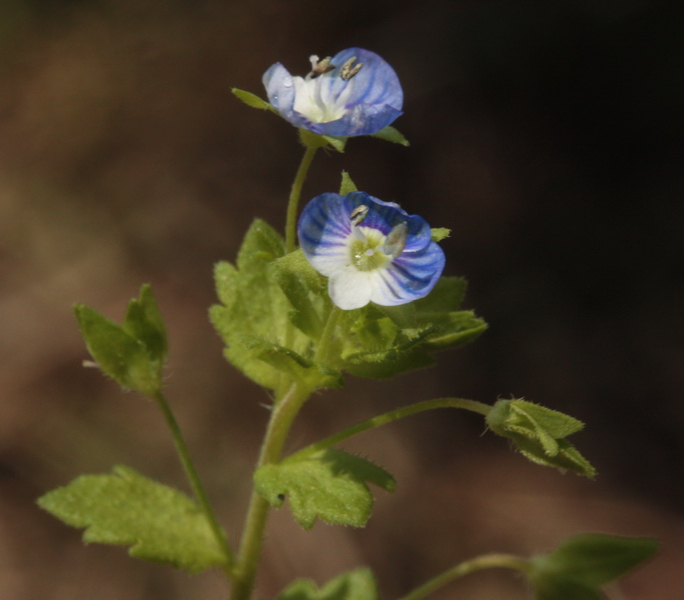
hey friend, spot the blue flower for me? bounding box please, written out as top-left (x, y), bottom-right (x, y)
top-left (298, 192), bottom-right (445, 310)
top-left (262, 48), bottom-right (403, 137)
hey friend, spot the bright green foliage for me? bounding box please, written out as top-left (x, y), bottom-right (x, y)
top-left (531, 534), bottom-right (658, 600)
top-left (210, 220), bottom-right (341, 394)
top-left (371, 125), bottom-right (410, 146)
top-left (278, 567), bottom-right (379, 600)
top-left (299, 128), bottom-right (347, 153)
top-left (232, 88), bottom-right (278, 113)
top-left (486, 400), bottom-right (596, 478)
top-left (431, 227), bottom-right (451, 242)
top-left (212, 219), bottom-right (486, 389)
top-left (254, 449), bottom-right (395, 529)
top-left (74, 284), bottom-right (168, 396)
top-left (339, 170), bottom-right (358, 195)
top-left (37, 466), bottom-right (229, 574)
top-left (336, 277), bottom-right (487, 378)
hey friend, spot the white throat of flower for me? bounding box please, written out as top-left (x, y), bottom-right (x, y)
top-left (292, 55), bottom-right (363, 124)
top-left (348, 206), bottom-right (408, 272)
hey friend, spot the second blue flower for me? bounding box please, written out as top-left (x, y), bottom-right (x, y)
top-left (298, 192), bottom-right (445, 310)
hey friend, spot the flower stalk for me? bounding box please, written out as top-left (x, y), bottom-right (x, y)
top-left (397, 553), bottom-right (533, 600)
top-left (152, 391), bottom-right (234, 574)
top-left (285, 137), bottom-right (320, 253)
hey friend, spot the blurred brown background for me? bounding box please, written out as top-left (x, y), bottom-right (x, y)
top-left (0, 0), bottom-right (682, 598)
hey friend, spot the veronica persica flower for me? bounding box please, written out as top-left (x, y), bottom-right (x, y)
top-left (262, 48), bottom-right (403, 137)
top-left (298, 192), bottom-right (445, 310)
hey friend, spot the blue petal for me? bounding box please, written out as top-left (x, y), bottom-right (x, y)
top-left (298, 193), bottom-right (352, 267)
top-left (262, 63), bottom-right (294, 116)
top-left (298, 192), bottom-right (446, 309)
top-left (263, 48), bottom-right (403, 137)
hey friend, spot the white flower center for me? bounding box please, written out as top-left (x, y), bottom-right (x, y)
top-left (293, 75), bottom-right (353, 123)
top-left (349, 227), bottom-right (390, 272)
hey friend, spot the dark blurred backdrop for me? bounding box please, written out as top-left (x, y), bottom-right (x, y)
top-left (0, 1), bottom-right (682, 598)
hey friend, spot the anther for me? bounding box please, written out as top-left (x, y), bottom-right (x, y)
top-left (308, 55), bottom-right (335, 79)
top-left (350, 204), bottom-right (369, 226)
top-left (383, 222), bottom-right (408, 258)
top-left (340, 57), bottom-right (363, 81)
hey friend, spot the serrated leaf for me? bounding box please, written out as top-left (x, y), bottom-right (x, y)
top-left (254, 449), bottom-right (395, 529)
top-left (123, 284), bottom-right (168, 363)
top-left (37, 466), bottom-right (228, 573)
top-left (431, 227), bottom-right (450, 242)
top-left (246, 337), bottom-right (343, 389)
top-left (271, 253), bottom-right (326, 340)
top-left (232, 88), bottom-right (277, 113)
top-left (486, 399), bottom-right (596, 478)
top-left (412, 276), bottom-right (468, 313)
top-left (211, 220), bottom-right (300, 393)
top-left (371, 125), bottom-right (409, 146)
top-left (278, 567), bottom-right (379, 600)
top-left (420, 311), bottom-right (488, 350)
top-left (74, 285), bottom-right (167, 396)
top-left (339, 171), bottom-right (358, 195)
top-left (533, 534), bottom-right (658, 588)
top-left (336, 305), bottom-right (437, 379)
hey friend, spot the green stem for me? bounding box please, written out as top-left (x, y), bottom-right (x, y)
top-left (397, 553), bottom-right (533, 600)
top-left (153, 391), bottom-right (234, 573)
top-left (230, 382), bottom-right (313, 600)
top-left (289, 397), bottom-right (492, 461)
top-left (314, 305), bottom-right (342, 364)
top-left (285, 140), bottom-right (319, 253)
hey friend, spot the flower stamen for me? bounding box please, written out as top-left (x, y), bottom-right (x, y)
top-left (340, 57), bottom-right (363, 81)
top-left (308, 55), bottom-right (335, 79)
top-left (350, 204), bottom-right (369, 226)
top-left (383, 222), bottom-right (408, 258)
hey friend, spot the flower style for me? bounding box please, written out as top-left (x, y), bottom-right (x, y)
top-left (298, 192), bottom-right (445, 310)
top-left (262, 48), bottom-right (403, 137)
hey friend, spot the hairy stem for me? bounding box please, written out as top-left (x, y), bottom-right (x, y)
top-left (153, 391), bottom-right (234, 573)
top-left (285, 141), bottom-right (319, 253)
top-left (230, 382), bottom-right (313, 600)
top-left (289, 397), bottom-right (492, 461)
top-left (397, 553), bottom-right (533, 600)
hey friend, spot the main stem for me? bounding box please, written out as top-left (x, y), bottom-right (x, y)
top-left (396, 553), bottom-right (533, 600)
top-left (285, 142), bottom-right (319, 253)
top-left (230, 382), bottom-right (313, 600)
top-left (153, 391), bottom-right (234, 573)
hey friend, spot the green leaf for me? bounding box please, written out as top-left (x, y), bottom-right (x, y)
top-left (37, 466), bottom-right (228, 573)
top-left (254, 449), bottom-right (395, 529)
top-left (74, 285), bottom-right (167, 396)
top-left (486, 399), bottom-right (596, 478)
top-left (245, 337), bottom-right (343, 390)
top-left (412, 276), bottom-right (468, 313)
top-left (232, 88), bottom-right (277, 113)
top-left (299, 128), bottom-right (347, 152)
top-left (321, 135), bottom-right (347, 152)
top-left (123, 284), bottom-right (168, 363)
top-left (271, 252), bottom-right (326, 340)
top-left (211, 219), bottom-right (301, 392)
top-left (371, 125), bottom-right (410, 146)
top-left (535, 579), bottom-right (607, 600)
top-left (431, 227), bottom-right (451, 242)
top-left (278, 567), bottom-right (379, 600)
top-left (534, 534), bottom-right (659, 587)
top-left (339, 170), bottom-right (358, 195)
top-left (336, 304), bottom-right (436, 379)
